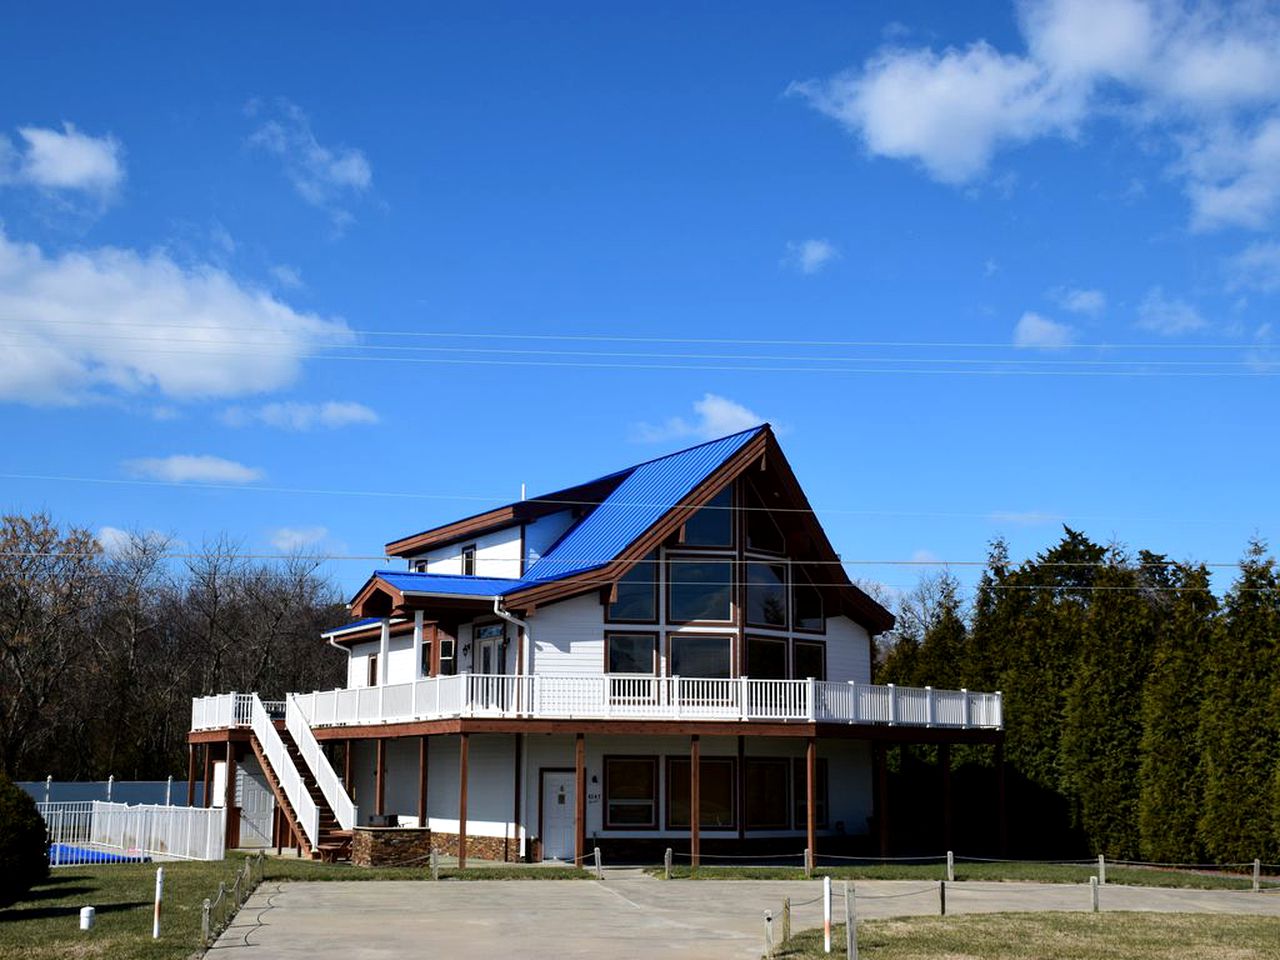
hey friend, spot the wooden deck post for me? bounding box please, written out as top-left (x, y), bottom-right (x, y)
top-left (876, 743), bottom-right (890, 857)
top-left (202, 744), bottom-right (212, 808)
top-left (459, 732), bottom-right (470, 869)
top-left (186, 744), bottom-right (196, 806)
top-left (806, 737), bottom-right (817, 867)
top-left (574, 732), bottom-right (586, 867)
top-left (375, 738), bottom-right (386, 817)
top-left (418, 736), bottom-right (429, 828)
top-left (510, 733), bottom-right (523, 863)
top-left (996, 741), bottom-right (1008, 857)
top-left (224, 743), bottom-right (238, 850)
top-left (737, 735), bottom-right (746, 842)
top-left (940, 742), bottom-right (953, 852)
top-left (690, 734), bottom-right (701, 868)
top-left (343, 739), bottom-right (353, 795)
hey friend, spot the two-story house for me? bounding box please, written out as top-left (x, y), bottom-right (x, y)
top-left (187, 425), bottom-right (1003, 865)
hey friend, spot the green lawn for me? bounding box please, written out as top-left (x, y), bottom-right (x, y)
top-left (649, 861), bottom-right (1260, 889)
top-left (0, 856), bottom-right (585, 960)
top-left (772, 912), bottom-right (1280, 959)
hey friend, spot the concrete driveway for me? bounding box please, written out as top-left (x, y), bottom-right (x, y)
top-left (211, 873), bottom-right (1280, 960)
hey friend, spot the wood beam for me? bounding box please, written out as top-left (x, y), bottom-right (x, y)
top-left (737, 735), bottom-right (746, 842)
top-left (511, 733), bottom-right (523, 863)
top-left (876, 744), bottom-right (890, 857)
top-left (202, 744), bottom-right (211, 808)
top-left (418, 736), bottom-right (429, 829)
top-left (459, 733), bottom-right (470, 869)
top-left (940, 742), bottom-right (953, 852)
top-left (343, 739), bottom-right (352, 795)
top-left (574, 732), bottom-right (586, 867)
top-left (996, 741), bottom-right (1008, 858)
top-left (225, 743), bottom-right (238, 850)
top-left (690, 734), bottom-right (701, 868)
top-left (805, 737), bottom-right (816, 866)
top-left (375, 738), bottom-right (386, 817)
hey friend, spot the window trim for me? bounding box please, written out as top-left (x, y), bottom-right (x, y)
top-left (664, 755), bottom-right (738, 831)
top-left (665, 555), bottom-right (736, 625)
top-left (745, 634), bottom-right (790, 680)
top-left (666, 631), bottom-right (736, 679)
top-left (605, 552), bottom-right (659, 625)
top-left (366, 653), bottom-right (379, 687)
top-left (792, 639), bottom-right (827, 681)
top-left (603, 631), bottom-right (659, 675)
top-left (412, 558), bottom-right (429, 573)
top-left (602, 755), bottom-right (660, 830)
top-left (461, 544), bottom-right (477, 577)
top-left (743, 757), bottom-right (792, 830)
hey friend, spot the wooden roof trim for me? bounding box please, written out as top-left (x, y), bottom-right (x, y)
top-left (349, 575), bottom-right (406, 620)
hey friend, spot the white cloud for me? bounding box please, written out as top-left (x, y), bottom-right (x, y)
top-left (269, 264), bottom-right (303, 289)
top-left (1050, 286), bottom-right (1107, 314)
top-left (269, 525), bottom-right (328, 552)
top-left (96, 526), bottom-right (132, 553)
top-left (633, 393), bottom-right (765, 443)
top-left (1137, 286), bottom-right (1206, 335)
top-left (1227, 241), bottom-right (1280, 293)
top-left (0, 123), bottom-right (124, 196)
top-left (792, 1), bottom-right (1280, 230)
top-left (247, 99), bottom-right (372, 228)
top-left (1013, 311), bottom-right (1075, 349)
top-left (221, 400), bottom-right (379, 431)
top-left (782, 238), bottom-right (840, 274)
top-left (0, 229), bottom-right (352, 405)
top-left (123, 454), bottom-right (263, 484)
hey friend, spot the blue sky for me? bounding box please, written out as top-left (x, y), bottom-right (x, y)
top-left (2, 1), bottom-right (1278, 600)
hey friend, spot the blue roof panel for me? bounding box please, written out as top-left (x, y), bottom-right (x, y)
top-left (520, 425), bottom-right (762, 582)
top-left (375, 570), bottom-right (529, 597)
top-left (321, 616), bottom-right (384, 638)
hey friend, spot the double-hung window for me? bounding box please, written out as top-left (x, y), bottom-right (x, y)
top-left (604, 757), bottom-right (658, 829)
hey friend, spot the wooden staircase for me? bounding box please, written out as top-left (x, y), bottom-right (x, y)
top-left (249, 724), bottom-right (353, 862)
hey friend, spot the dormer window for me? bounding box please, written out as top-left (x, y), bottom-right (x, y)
top-left (462, 544), bottom-right (476, 576)
top-left (412, 559), bottom-right (428, 573)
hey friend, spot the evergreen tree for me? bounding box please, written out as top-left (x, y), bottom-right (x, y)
top-left (1198, 540), bottom-right (1280, 862)
top-left (1139, 563), bottom-right (1215, 862)
top-left (915, 572), bottom-right (967, 687)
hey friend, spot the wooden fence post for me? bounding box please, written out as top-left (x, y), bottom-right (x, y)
top-left (946, 850), bottom-right (954, 882)
top-left (844, 882), bottom-right (857, 960)
top-left (939, 879), bottom-right (946, 916)
top-left (1090, 875), bottom-right (1099, 913)
top-left (1254, 859), bottom-right (1261, 893)
top-left (1098, 853), bottom-right (1106, 885)
top-left (664, 847), bottom-right (673, 880)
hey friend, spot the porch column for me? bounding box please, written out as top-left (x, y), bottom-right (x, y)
top-left (375, 738), bottom-right (386, 817)
top-left (690, 735), bottom-right (701, 868)
top-left (418, 736), bottom-right (429, 828)
top-left (737, 735), bottom-right (746, 841)
top-left (805, 736), bottom-right (817, 866)
top-left (413, 610), bottom-right (425, 680)
top-left (875, 743), bottom-right (890, 857)
top-left (511, 733), bottom-right (523, 863)
top-left (224, 743), bottom-right (238, 850)
top-left (186, 744), bottom-right (196, 806)
top-left (940, 743), bottom-right (953, 851)
top-left (202, 744), bottom-right (212, 808)
top-left (379, 618), bottom-right (391, 685)
top-left (429, 624), bottom-right (441, 677)
top-left (574, 732), bottom-right (586, 866)
top-left (343, 739), bottom-right (353, 795)
top-left (996, 741), bottom-right (1008, 857)
top-left (459, 733), bottom-right (470, 869)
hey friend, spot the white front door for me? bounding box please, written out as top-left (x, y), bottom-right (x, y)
top-left (237, 759), bottom-right (275, 848)
top-left (540, 771), bottom-right (575, 861)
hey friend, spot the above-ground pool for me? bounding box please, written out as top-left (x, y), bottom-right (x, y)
top-left (49, 843), bottom-right (152, 866)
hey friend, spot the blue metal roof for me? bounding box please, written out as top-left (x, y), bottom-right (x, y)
top-left (520, 425), bottom-right (763, 582)
top-left (374, 570), bottom-right (529, 598)
top-left (321, 616), bottom-right (383, 638)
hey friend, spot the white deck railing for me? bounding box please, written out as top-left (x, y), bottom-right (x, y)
top-left (285, 694), bottom-right (358, 830)
top-left (249, 693), bottom-right (320, 849)
top-left (194, 676), bottom-right (1000, 732)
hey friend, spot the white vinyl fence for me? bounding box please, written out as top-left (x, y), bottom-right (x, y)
top-left (40, 800), bottom-right (225, 866)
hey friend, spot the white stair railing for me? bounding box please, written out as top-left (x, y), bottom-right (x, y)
top-left (286, 694), bottom-right (358, 831)
top-left (249, 693), bottom-right (320, 848)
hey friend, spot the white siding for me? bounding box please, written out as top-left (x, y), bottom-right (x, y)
top-left (524, 510), bottom-right (577, 569)
top-left (348, 640), bottom-right (378, 688)
top-left (528, 593), bottom-right (605, 675)
top-left (825, 616), bottom-right (872, 684)
top-left (412, 526), bottom-right (523, 579)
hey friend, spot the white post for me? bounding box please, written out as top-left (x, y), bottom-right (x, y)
top-left (926, 686), bottom-right (934, 727)
top-left (740, 675), bottom-right (749, 720)
top-left (413, 610), bottom-right (425, 680)
top-left (822, 874), bottom-right (832, 954)
top-left (379, 618), bottom-right (391, 685)
top-left (946, 850), bottom-right (954, 882)
top-left (804, 846), bottom-right (813, 878)
top-left (44, 775), bottom-right (52, 804)
top-left (1254, 859), bottom-right (1262, 892)
top-left (673, 676), bottom-right (682, 719)
top-left (1098, 853), bottom-right (1106, 885)
top-left (848, 680), bottom-right (858, 724)
top-left (806, 677), bottom-right (817, 722)
top-left (844, 881), bottom-right (856, 960)
top-left (593, 846), bottom-right (603, 880)
top-left (887, 684), bottom-right (897, 725)
top-left (152, 866), bottom-right (164, 939)
top-left (664, 847), bottom-right (673, 880)
top-left (165, 776), bottom-right (172, 806)
top-left (106, 775), bottom-right (114, 802)
top-left (763, 910), bottom-right (773, 953)
top-left (961, 689), bottom-right (971, 728)
top-left (1090, 875), bottom-right (1099, 912)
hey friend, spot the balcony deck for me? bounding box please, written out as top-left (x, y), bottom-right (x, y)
top-left (192, 675), bottom-right (1001, 733)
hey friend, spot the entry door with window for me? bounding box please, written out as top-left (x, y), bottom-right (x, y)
top-left (473, 622), bottom-right (507, 712)
top-left (540, 771), bottom-right (576, 861)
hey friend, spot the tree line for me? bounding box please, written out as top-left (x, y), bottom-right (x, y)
top-left (0, 513), bottom-right (347, 782)
top-left (876, 528), bottom-right (1280, 864)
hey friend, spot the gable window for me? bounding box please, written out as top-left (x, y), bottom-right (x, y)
top-left (606, 632), bottom-right (657, 674)
top-left (744, 483), bottom-right (786, 554)
top-left (746, 562), bottom-right (788, 628)
top-left (607, 552), bottom-right (658, 622)
top-left (793, 570), bottom-right (825, 633)
top-left (792, 758), bottom-right (829, 830)
top-left (412, 559), bottom-right (429, 573)
top-left (667, 757), bottom-right (736, 830)
top-left (461, 545), bottom-right (477, 576)
top-left (746, 636), bottom-right (788, 680)
top-left (668, 559), bottom-right (733, 623)
top-left (669, 634), bottom-right (732, 678)
top-left (681, 487), bottom-right (733, 548)
top-left (793, 640), bottom-right (826, 681)
top-left (604, 757), bottom-right (658, 829)
top-left (744, 758), bottom-right (791, 829)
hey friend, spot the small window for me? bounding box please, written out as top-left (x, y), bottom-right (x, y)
top-left (747, 636), bottom-right (788, 679)
top-left (475, 622), bottom-right (505, 642)
top-left (461, 545), bottom-right (477, 576)
top-left (367, 653), bottom-right (379, 687)
top-left (607, 633), bottom-right (657, 674)
top-left (793, 640), bottom-right (826, 681)
top-left (668, 757), bottom-right (736, 829)
top-left (438, 635), bottom-right (456, 675)
top-left (608, 552), bottom-right (658, 622)
top-left (746, 562), bottom-right (788, 628)
top-left (412, 559), bottom-right (429, 573)
top-left (794, 571), bottom-right (824, 632)
top-left (744, 759), bottom-right (791, 829)
top-left (792, 758), bottom-right (829, 830)
top-left (669, 634), bottom-right (732, 678)
top-left (668, 559), bottom-right (733, 623)
top-left (604, 757), bottom-right (657, 828)
top-left (681, 487), bottom-right (733, 547)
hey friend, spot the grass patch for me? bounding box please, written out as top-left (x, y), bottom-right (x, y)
top-left (0, 855), bottom-right (585, 960)
top-left (772, 912), bottom-right (1280, 959)
top-left (647, 861), bottom-right (1256, 889)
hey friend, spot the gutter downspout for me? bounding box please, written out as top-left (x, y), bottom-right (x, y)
top-left (327, 609), bottom-right (354, 684)
top-left (493, 596), bottom-right (531, 861)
